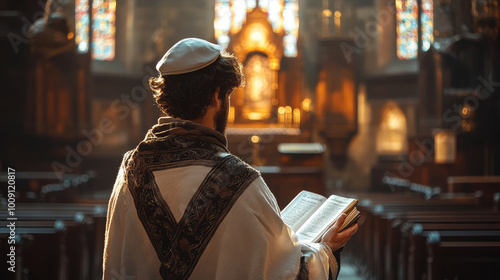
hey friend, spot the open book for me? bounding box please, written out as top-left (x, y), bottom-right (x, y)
top-left (281, 190), bottom-right (360, 242)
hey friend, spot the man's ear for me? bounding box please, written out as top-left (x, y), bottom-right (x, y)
top-left (213, 88), bottom-right (221, 109)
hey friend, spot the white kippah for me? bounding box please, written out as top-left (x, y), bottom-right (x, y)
top-left (156, 38), bottom-right (221, 75)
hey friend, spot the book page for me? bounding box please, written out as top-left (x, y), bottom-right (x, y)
top-left (281, 191), bottom-right (327, 232)
top-left (295, 195), bottom-right (357, 242)
top-left (339, 207), bottom-right (360, 232)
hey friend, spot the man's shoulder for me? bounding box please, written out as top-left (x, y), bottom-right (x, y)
top-left (218, 153), bottom-right (261, 178)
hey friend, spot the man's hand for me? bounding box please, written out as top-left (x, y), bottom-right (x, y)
top-left (320, 213), bottom-right (358, 252)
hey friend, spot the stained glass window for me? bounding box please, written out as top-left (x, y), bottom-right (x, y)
top-left (92, 0), bottom-right (116, 60)
top-left (214, 0), bottom-right (299, 57)
top-left (247, 0), bottom-right (257, 9)
top-left (421, 0), bottom-right (434, 51)
top-left (75, 0), bottom-right (90, 53)
top-left (396, 0), bottom-right (434, 59)
top-left (215, 0), bottom-right (232, 50)
top-left (396, 0), bottom-right (418, 59)
top-left (232, 0), bottom-right (247, 34)
top-left (283, 0), bottom-right (299, 57)
top-left (75, 0), bottom-right (116, 60)
top-left (266, 0), bottom-right (283, 32)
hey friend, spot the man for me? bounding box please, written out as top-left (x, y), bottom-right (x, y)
top-left (102, 38), bottom-right (357, 280)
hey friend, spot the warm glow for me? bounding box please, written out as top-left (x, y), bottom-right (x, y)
top-left (242, 54), bottom-right (272, 121)
top-left (334, 11), bottom-right (341, 18)
top-left (301, 98), bottom-right (311, 112)
top-left (434, 131), bottom-right (456, 163)
top-left (247, 112), bottom-right (266, 120)
top-left (396, 0), bottom-right (402, 10)
top-left (214, 0), bottom-right (299, 57)
top-left (251, 135), bottom-right (261, 143)
top-left (461, 106), bottom-right (470, 117)
top-left (387, 110), bottom-right (404, 130)
top-left (376, 104), bottom-right (408, 155)
top-left (250, 29), bottom-right (265, 42)
top-left (285, 106), bottom-right (293, 127)
top-left (228, 106), bottom-right (235, 124)
top-left (278, 106), bottom-right (285, 126)
top-left (269, 58), bottom-right (280, 70)
top-left (322, 9), bottom-right (332, 18)
top-left (293, 108), bottom-right (301, 127)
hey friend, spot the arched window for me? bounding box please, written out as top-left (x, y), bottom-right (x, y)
top-left (376, 103), bottom-right (408, 155)
top-left (75, 0), bottom-right (116, 61)
top-left (396, 0), bottom-right (434, 60)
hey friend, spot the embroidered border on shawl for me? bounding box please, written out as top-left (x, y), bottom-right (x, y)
top-left (126, 148), bottom-right (258, 279)
top-left (319, 243), bottom-right (339, 280)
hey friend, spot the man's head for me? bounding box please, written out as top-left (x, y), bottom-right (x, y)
top-left (149, 38), bottom-right (244, 134)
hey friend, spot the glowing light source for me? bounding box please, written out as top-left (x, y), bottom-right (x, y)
top-left (301, 98), bottom-right (311, 112)
top-left (376, 103), bottom-right (408, 155)
top-left (251, 135), bottom-right (261, 143)
top-left (285, 106), bottom-right (293, 127)
top-left (214, 0), bottom-right (299, 57)
top-left (249, 29), bottom-right (265, 42)
top-left (434, 130), bottom-right (456, 164)
top-left (278, 106), bottom-right (285, 125)
top-left (293, 108), bottom-right (301, 127)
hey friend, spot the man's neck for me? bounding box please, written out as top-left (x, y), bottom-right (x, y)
top-left (191, 107), bottom-right (217, 131)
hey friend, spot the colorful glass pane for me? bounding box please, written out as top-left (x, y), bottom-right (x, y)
top-left (267, 0), bottom-right (283, 32)
top-left (396, 0), bottom-right (418, 59)
top-left (283, 0), bottom-right (299, 57)
top-left (215, 0), bottom-right (232, 50)
top-left (259, 0), bottom-right (269, 10)
top-left (232, 0), bottom-right (247, 33)
top-left (75, 0), bottom-right (90, 53)
top-left (421, 0), bottom-right (433, 51)
top-left (91, 0), bottom-right (116, 60)
top-left (247, 0), bottom-right (257, 9)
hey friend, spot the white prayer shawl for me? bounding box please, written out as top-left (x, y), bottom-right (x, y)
top-left (102, 119), bottom-right (338, 279)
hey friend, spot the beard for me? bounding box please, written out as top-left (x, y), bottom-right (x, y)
top-left (214, 96), bottom-right (229, 135)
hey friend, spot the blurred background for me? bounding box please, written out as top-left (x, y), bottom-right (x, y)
top-left (0, 0), bottom-right (499, 279)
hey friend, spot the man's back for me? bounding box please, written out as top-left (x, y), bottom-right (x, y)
top-left (102, 38), bottom-right (356, 280)
top-left (103, 118), bottom-right (310, 279)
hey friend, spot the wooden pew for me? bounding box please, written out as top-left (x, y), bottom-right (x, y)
top-left (17, 202), bottom-right (108, 279)
top-left (355, 195), bottom-right (482, 280)
top-left (407, 223), bottom-right (500, 280)
top-left (340, 192), bottom-right (438, 276)
top-left (394, 214), bottom-right (500, 280)
top-left (425, 233), bottom-right (500, 280)
top-left (383, 211), bottom-right (500, 280)
top-left (447, 176), bottom-right (500, 207)
top-left (0, 202), bottom-right (108, 279)
top-left (0, 221), bottom-right (77, 280)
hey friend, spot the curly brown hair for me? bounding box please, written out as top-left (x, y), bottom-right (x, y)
top-left (149, 52), bottom-right (244, 120)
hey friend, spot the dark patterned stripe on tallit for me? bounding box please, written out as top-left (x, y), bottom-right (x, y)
top-left (126, 148), bottom-right (258, 279)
